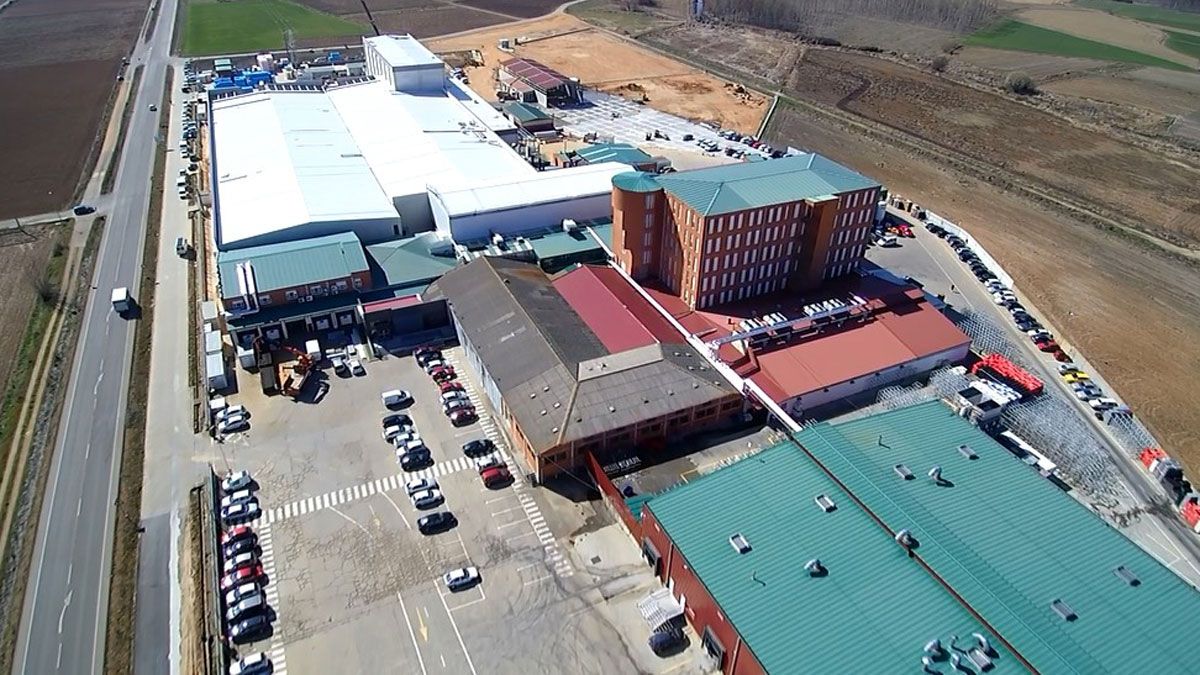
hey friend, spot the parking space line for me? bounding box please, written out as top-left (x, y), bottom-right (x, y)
top-left (490, 506), bottom-right (521, 516)
top-left (522, 574), bottom-right (553, 586)
top-left (507, 532), bottom-right (538, 543)
top-left (495, 520), bottom-right (528, 530)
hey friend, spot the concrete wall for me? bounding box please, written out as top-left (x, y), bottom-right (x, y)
top-left (443, 193), bottom-right (616, 243)
top-left (393, 64), bottom-right (445, 93)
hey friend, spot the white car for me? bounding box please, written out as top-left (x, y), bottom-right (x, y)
top-left (422, 358), bottom-right (446, 374)
top-left (440, 390), bottom-right (469, 404)
top-left (410, 488), bottom-right (443, 510)
top-left (473, 454), bottom-right (503, 473)
top-left (220, 490), bottom-right (254, 509)
top-left (221, 470), bottom-right (252, 493)
top-left (1089, 397), bottom-right (1119, 411)
top-left (225, 582), bottom-right (260, 607)
top-left (222, 551), bottom-right (258, 574)
top-left (221, 500), bottom-right (261, 526)
top-left (381, 389), bottom-right (412, 408)
top-left (349, 357), bottom-right (365, 376)
top-left (382, 425), bottom-right (410, 442)
top-left (229, 651), bottom-right (272, 675)
top-left (217, 413), bottom-right (249, 435)
top-left (217, 404), bottom-right (248, 421)
top-left (331, 356), bottom-right (349, 375)
top-left (443, 566), bottom-right (480, 592)
top-left (390, 429), bottom-right (421, 446)
top-left (405, 477), bottom-right (438, 496)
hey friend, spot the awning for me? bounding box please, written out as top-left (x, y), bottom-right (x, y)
top-left (362, 294), bottom-right (422, 314)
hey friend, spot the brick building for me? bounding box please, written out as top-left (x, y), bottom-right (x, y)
top-left (609, 154), bottom-right (881, 310)
top-left (424, 257), bottom-right (742, 481)
top-left (217, 231), bottom-right (372, 313)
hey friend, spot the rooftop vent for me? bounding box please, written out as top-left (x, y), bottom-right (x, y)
top-left (1113, 565), bottom-right (1140, 587)
top-left (543, 385), bottom-right (550, 392)
top-left (553, 402), bottom-right (561, 408)
top-left (895, 529), bottom-right (917, 549)
top-left (958, 444), bottom-right (978, 460)
top-left (928, 466), bottom-right (946, 484)
top-left (967, 648), bottom-right (995, 672)
top-left (814, 494), bottom-right (836, 513)
top-left (894, 464), bottom-right (914, 480)
top-left (551, 426), bottom-right (559, 433)
top-left (921, 656), bottom-right (937, 674)
top-left (529, 392), bottom-right (536, 399)
top-left (803, 559), bottom-right (825, 577)
top-left (729, 533), bottom-right (751, 554)
top-left (608, 405), bottom-right (616, 413)
top-left (539, 410), bottom-right (547, 416)
top-left (1050, 599), bottom-right (1077, 622)
top-left (972, 633), bottom-right (994, 657)
top-left (923, 639), bottom-right (943, 658)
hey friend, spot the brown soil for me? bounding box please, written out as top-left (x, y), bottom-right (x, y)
top-left (957, 45), bottom-right (1109, 79)
top-left (0, 227), bottom-right (63, 400)
top-left (0, 0), bottom-right (149, 218)
top-left (344, 5), bottom-right (506, 38)
top-left (767, 105), bottom-right (1200, 473)
top-left (429, 14), bottom-right (767, 132)
top-left (1044, 72), bottom-right (1200, 117)
top-left (459, 0), bottom-right (561, 19)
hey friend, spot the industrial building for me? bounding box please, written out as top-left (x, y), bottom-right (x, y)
top-left (424, 257), bottom-right (742, 480)
top-left (609, 154), bottom-right (881, 309)
top-left (555, 142), bottom-right (665, 172)
top-left (629, 401), bottom-right (1200, 674)
top-left (497, 57), bottom-right (582, 107)
top-left (646, 274), bottom-right (971, 414)
top-left (208, 34), bottom-right (625, 251)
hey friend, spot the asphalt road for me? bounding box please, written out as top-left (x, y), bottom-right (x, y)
top-left (13, 0), bottom-right (181, 673)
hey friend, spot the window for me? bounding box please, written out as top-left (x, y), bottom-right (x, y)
top-left (643, 230), bottom-right (653, 246)
top-left (351, 277), bottom-right (364, 289)
top-left (644, 214), bottom-right (654, 229)
top-left (734, 233), bottom-right (741, 248)
top-left (645, 194), bottom-right (654, 209)
top-left (285, 290), bottom-right (299, 301)
top-left (256, 295), bottom-right (272, 306)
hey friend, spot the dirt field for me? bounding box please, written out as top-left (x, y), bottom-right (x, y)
top-left (766, 106), bottom-right (1200, 473)
top-left (1043, 72), bottom-right (1200, 116)
top-left (459, 0), bottom-right (562, 18)
top-left (957, 45), bottom-right (1110, 79)
top-left (429, 14), bottom-right (767, 131)
top-left (0, 226), bottom-right (64, 406)
top-left (1017, 5), bottom-right (1199, 68)
top-left (345, 5), bottom-right (505, 37)
top-left (0, 0), bottom-right (149, 219)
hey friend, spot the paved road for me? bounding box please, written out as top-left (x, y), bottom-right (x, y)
top-left (13, 0), bottom-right (181, 673)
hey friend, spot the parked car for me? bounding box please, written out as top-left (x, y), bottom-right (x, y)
top-left (1035, 339), bottom-right (1059, 353)
top-left (422, 358), bottom-right (446, 374)
top-left (405, 477), bottom-right (438, 496)
top-left (381, 389), bottom-right (412, 408)
top-left (439, 380), bottom-right (465, 394)
top-left (383, 424), bottom-right (419, 442)
top-left (398, 448), bottom-right (432, 471)
top-left (1058, 364), bottom-right (1083, 375)
top-left (462, 439), bottom-right (494, 458)
top-left (410, 488), bottom-right (444, 510)
top-left (223, 551), bottom-right (259, 575)
top-left (216, 405), bottom-right (248, 422)
top-left (221, 500), bottom-right (261, 526)
top-left (415, 347), bottom-right (441, 366)
top-left (229, 652), bottom-right (273, 675)
top-left (1062, 371), bottom-right (1090, 384)
top-left (221, 525), bottom-right (255, 546)
top-left (225, 593), bottom-right (266, 624)
top-left (332, 356), bottom-right (349, 376)
top-left (648, 627), bottom-right (687, 657)
top-left (443, 398), bottom-right (473, 414)
top-left (216, 413), bottom-right (249, 435)
top-left (481, 466), bottom-right (512, 489)
top-left (441, 390), bottom-right (470, 404)
top-left (72, 204), bottom-right (96, 216)
top-left (220, 489), bottom-right (255, 510)
top-left (222, 470), bottom-right (253, 493)
top-left (443, 566), bottom-right (480, 592)
top-left (229, 615), bottom-right (271, 644)
top-left (474, 454), bottom-right (504, 473)
top-left (417, 511), bottom-right (456, 535)
top-left (222, 537), bottom-right (258, 560)
top-left (224, 582), bottom-right (261, 608)
top-left (381, 413), bottom-right (413, 429)
top-left (349, 357), bottom-right (365, 376)
top-left (220, 565), bottom-right (263, 591)
top-left (449, 408), bottom-right (477, 426)
top-left (389, 429), bottom-right (422, 447)
top-left (430, 366), bottom-right (456, 382)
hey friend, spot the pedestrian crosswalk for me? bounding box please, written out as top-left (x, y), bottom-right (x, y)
top-left (253, 450), bottom-right (509, 526)
top-left (256, 524), bottom-right (288, 675)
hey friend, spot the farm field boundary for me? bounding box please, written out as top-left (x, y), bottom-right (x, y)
top-left (966, 19), bottom-right (1190, 70)
top-left (1076, 0), bottom-right (1200, 33)
top-left (104, 65), bottom-right (144, 195)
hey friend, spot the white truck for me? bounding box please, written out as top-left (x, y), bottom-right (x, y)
top-left (111, 287), bottom-right (133, 315)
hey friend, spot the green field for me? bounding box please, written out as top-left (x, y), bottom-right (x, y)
top-left (181, 0), bottom-right (366, 56)
top-left (1165, 29), bottom-right (1200, 60)
top-left (966, 19), bottom-right (1191, 71)
top-left (1076, 0), bottom-right (1200, 33)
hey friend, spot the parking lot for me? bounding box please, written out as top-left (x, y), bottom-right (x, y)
top-left (212, 343), bottom-right (717, 674)
top-left (864, 219), bottom-right (1200, 586)
top-left (555, 91), bottom-right (785, 161)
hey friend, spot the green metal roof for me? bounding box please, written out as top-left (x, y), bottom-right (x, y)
top-left (525, 222), bottom-right (610, 261)
top-left (502, 100), bottom-right (551, 124)
top-left (574, 142), bottom-right (653, 167)
top-left (796, 401), bottom-right (1200, 674)
top-left (364, 232), bottom-right (458, 290)
top-left (611, 171), bottom-right (661, 193)
top-left (217, 231), bottom-right (368, 295)
top-left (656, 153), bottom-right (879, 216)
top-left (645, 439), bottom-right (1022, 674)
top-left (226, 292), bottom-right (358, 329)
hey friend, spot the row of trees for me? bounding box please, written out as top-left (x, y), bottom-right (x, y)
top-left (702, 0), bottom-right (999, 35)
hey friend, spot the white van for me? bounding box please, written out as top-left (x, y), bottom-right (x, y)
top-left (381, 389), bottom-right (411, 408)
top-left (111, 287), bottom-right (132, 314)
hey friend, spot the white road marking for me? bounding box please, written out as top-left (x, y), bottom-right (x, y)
top-left (380, 490), bottom-right (412, 530)
top-left (329, 506), bottom-right (371, 535)
top-left (396, 591), bottom-right (429, 675)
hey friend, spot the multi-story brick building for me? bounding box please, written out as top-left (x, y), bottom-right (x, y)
top-left (610, 154), bottom-right (881, 309)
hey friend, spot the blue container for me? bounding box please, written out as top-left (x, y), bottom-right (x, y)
top-left (328, 51), bottom-right (341, 63)
top-left (213, 77), bottom-right (234, 88)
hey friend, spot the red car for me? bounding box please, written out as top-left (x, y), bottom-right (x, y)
top-left (895, 223), bottom-right (913, 237)
top-left (449, 408), bottom-right (476, 426)
top-left (431, 366), bottom-right (456, 383)
top-left (220, 564), bottom-right (264, 591)
top-left (439, 380), bottom-right (464, 394)
top-left (1052, 349), bottom-right (1072, 363)
top-left (221, 525), bottom-right (254, 546)
top-left (1036, 339), bottom-right (1059, 353)
top-left (481, 466), bottom-right (512, 489)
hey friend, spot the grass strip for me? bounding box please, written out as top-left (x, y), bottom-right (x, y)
top-left (966, 19), bottom-right (1190, 71)
top-left (102, 66), bottom-right (170, 675)
top-left (102, 66), bottom-right (144, 196)
top-left (1076, 0), bottom-right (1200, 34)
top-left (181, 0), bottom-right (365, 56)
top-left (1164, 30), bottom-right (1200, 61)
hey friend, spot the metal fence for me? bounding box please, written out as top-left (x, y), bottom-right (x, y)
top-left (1002, 396), bottom-right (1119, 498)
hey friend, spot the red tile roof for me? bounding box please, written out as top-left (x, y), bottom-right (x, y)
top-left (553, 265), bottom-right (684, 353)
top-left (645, 278), bottom-right (970, 402)
top-left (500, 57), bottom-right (568, 91)
top-left (361, 294), bottom-right (422, 313)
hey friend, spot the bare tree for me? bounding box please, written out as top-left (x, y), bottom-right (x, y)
top-left (1004, 71), bottom-right (1037, 95)
top-left (931, 55), bottom-right (949, 72)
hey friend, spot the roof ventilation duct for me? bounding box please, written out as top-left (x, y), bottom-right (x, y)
top-left (923, 639), bottom-right (943, 658)
top-left (803, 559), bottom-right (825, 577)
top-left (972, 633), bottom-right (994, 657)
top-left (895, 529), bottom-right (918, 550)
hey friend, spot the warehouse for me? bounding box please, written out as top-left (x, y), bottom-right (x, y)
top-left (637, 401), bottom-right (1200, 674)
top-left (498, 57), bottom-right (582, 107)
top-left (424, 257), bottom-right (742, 481)
top-left (209, 34), bottom-right (625, 251)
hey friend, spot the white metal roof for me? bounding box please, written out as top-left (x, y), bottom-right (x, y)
top-left (211, 91), bottom-right (397, 248)
top-left (327, 78), bottom-right (527, 202)
top-left (364, 34), bottom-right (442, 68)
top-left (429, 162), bottom-right (629, 217)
